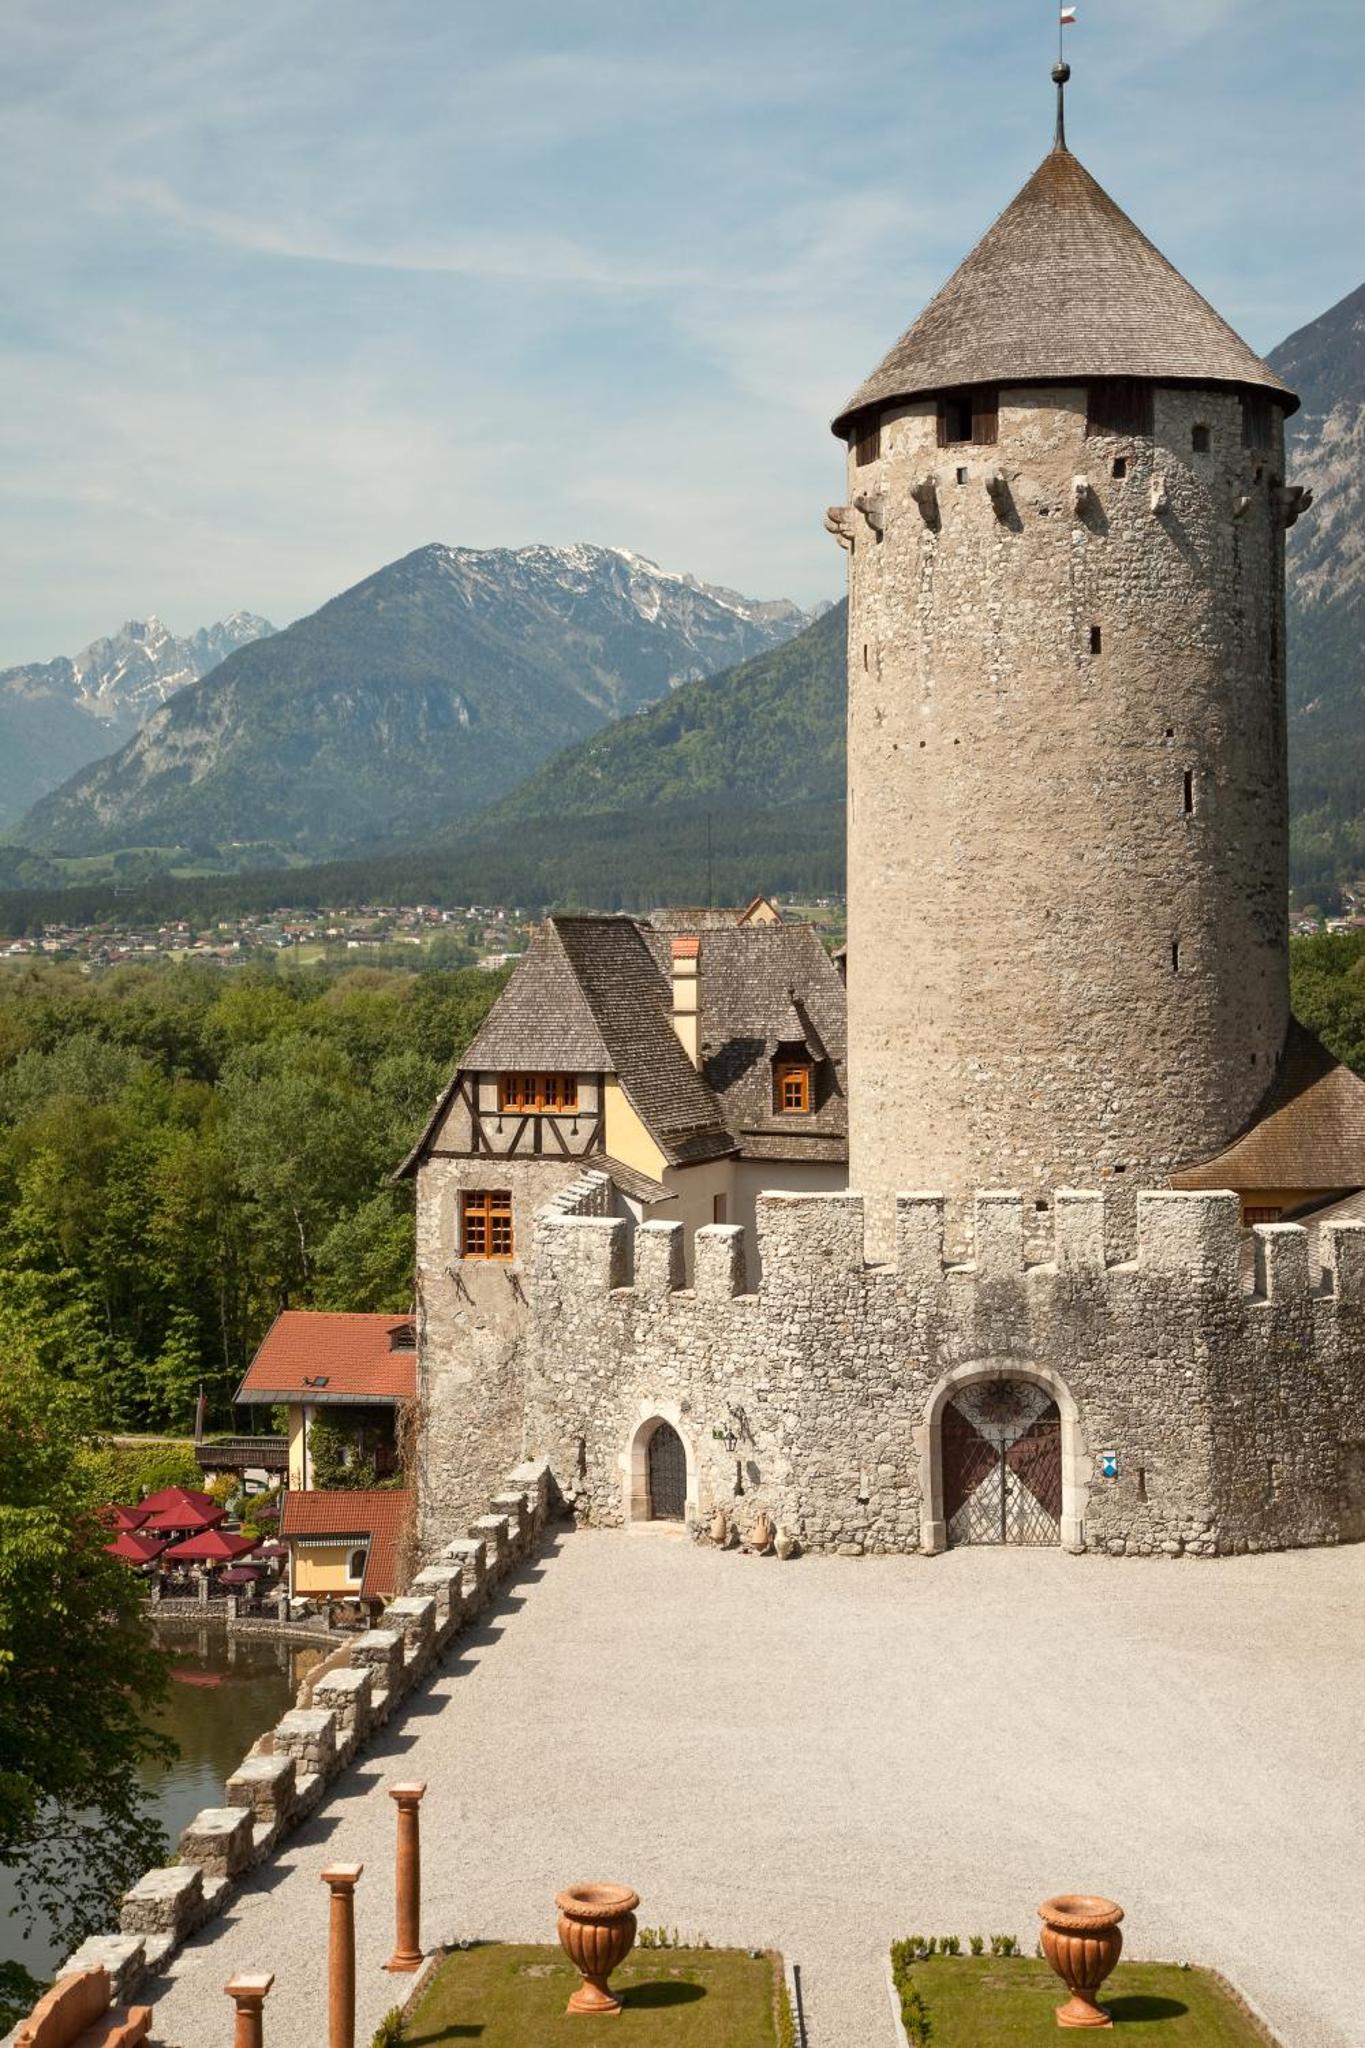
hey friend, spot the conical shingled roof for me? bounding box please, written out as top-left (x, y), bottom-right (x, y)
top-left (832, 145), bottom-right (1296, 435)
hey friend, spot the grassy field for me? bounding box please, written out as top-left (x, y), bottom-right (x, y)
top-left (891, 1959), bottom-right (1273, 2045)
top-left (401, 1943), bottom-right (787, 2047)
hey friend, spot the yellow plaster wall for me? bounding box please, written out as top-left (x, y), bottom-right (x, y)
top-left (291, 1543), bottom-right (365, 1594)
top-left (287, 1404), bottom-right (308, 1489)
top-left (603, 1078), bottom-right (668, 1180)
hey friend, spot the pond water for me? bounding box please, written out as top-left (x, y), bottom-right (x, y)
top-left (1, 1625), bottom-right (323, 1982)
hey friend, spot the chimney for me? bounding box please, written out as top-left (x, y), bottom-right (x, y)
top-left (670, 936), bottom-right (700, 1065)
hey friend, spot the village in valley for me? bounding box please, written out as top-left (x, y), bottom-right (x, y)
top-left (2, 9), bottom-right (1362, 2048)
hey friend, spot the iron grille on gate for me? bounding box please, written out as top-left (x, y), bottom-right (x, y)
top-left (646, 1422), bottom-right (687, 1521)
top-left (941, 1382), bottom-right (1062, 1546)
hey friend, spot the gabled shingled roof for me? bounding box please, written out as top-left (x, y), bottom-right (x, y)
top-left (833, 145), bottom-right (1296, 436)
top-left (552, 917), bottom-right (735, 1166)
top-left (398, 915), bottom-right (735, 1174)
top-left (1172, 1023), bottom-right (1365, 1194)
top-left (642, 924), bottom-right (848, 1163)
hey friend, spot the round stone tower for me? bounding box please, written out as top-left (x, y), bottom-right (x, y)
top-left (830, 121), bottom-right (1301, 1259)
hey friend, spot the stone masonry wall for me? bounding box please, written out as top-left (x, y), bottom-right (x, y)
top-left (841, 384), bottom-right (1291, 1259)
top-left (517, 1190), bottom-right (1365, 1559)
top-left (416, 1159), bottom-right (609, 1552)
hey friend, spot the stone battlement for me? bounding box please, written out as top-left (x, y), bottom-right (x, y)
top-left (518, 1186), bottom-right (1365, 1560)
top-left (534, 1188), bottom-right (1365, 1308)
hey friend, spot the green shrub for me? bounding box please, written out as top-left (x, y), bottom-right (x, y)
top-left (370, 2007), bottom-right (405, 2048)
top-left (899, 1980), bottom-right (932, 2046)
top-left (968, 1935), bottom-right (984, 1956)
top-left (939, 1935), bottom-right (960, 1956)
top-left (81, 1438), bottom-right (201, 1503)
top-left (989, 1933), bottom-right (1021, 1957)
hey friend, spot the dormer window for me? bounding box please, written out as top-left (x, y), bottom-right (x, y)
top-left (774, 1059), bottom-right (814, 1115)
top-left (938, 387), bottom-right (998, 448)
top-left (389, 1323), bottom-right (416, 1352)
top-left (498, 1072), bottom-right (578, 1114)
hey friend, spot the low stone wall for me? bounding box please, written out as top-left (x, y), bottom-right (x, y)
top-left (56, 1461), bottom-right (554, 2010)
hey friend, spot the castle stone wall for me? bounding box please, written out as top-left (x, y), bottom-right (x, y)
top-left (509, 1190), bottom-right (1365, 1559)
top-left (842, 383), bottom-right (1290, 1257)
top-left (416, 1159), bottom-right (605, 1550)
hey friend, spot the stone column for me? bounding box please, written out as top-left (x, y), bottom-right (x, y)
top-left (225, 1972), bottom-right (273, 2048)
top-left (321, 1863), bottom-right (363, 2048)
top-left (384, 1782), bottom-right (427, 1972)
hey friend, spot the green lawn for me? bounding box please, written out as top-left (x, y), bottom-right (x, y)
top-left (893, 1959), bottom-right (1272, 2045)
top-left (401, 1943), bottom-right (786, 2047)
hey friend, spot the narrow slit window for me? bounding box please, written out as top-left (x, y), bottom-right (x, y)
top-left (1171, 940), bottom-right (1181, 974)
top-left (955, 466), bottom-right (969, 485)
top-left (1183, 769), bottom-right (1195, 815)
top-left (1136, 1467), bottom-right (1147, 1503)
top-left (1111, 456), bottom-right (1128, 480)
top-left (1089, 625), bottom-right (1103, 655)
top-left (853, 414), bottom-right (881, 466)
top-left (1086, 379), bottom-right (1153, 438)
top-left (862, 643), bottom-right (869, 671)
top-left (1192, 423), bottom-right (1212, 454)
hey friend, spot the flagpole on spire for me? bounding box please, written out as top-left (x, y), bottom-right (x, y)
top-left (1052, 4), bottom-right (1074, 151)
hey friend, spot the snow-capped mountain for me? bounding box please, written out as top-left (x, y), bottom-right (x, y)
top-left (18, 544), bottom-right (814, 860)
top-left (64, 613), bottom-right (276, 725)
top-left (0, 612), bottom-right (275, 833)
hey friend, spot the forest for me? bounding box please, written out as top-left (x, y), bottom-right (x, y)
top-left (0, 930), bottom-right (1360, 1443)
top-left (0, 957), bottom-right (506, 1436)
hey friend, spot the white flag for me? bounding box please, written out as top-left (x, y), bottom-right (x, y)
top-left (1061, 5), bottom-right (1077, 21)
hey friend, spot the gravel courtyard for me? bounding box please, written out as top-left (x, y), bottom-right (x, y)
top-left (147, 1530), bottom-right (1362, 2048)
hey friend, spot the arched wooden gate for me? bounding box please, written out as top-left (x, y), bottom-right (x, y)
top-left (646, 1421), bottom-right (687, 1521)
top-left (941, 1378), bottom-right (1062, 1546)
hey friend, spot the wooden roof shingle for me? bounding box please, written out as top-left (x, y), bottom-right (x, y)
top-left (833, 145), bottom-right (1296, 436)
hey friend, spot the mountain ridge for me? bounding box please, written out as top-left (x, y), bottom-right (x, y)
top-left (0, 611), bottom-right (275, 833)
top-left (18, 544), bottom-right (816, 860)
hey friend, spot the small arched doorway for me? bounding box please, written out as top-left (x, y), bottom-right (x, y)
top-left (941, 1378), bottom-right (1062, 1546)
top-left (645, 1421), bottom-right (688, 1521)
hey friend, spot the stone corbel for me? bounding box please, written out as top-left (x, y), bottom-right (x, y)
top-left (1071, 476), bottom-right (1094, 517)
top-left (984, 471), bottom-right (1011, 521)
top-left (852, 489), bottom-right (886, 537)
top-left (909, 475), bottom-right (939, 526)
top-left (1274, 483), bottom-right (1314, 529)
top-left (824, 505), bottom-right (858, 550)
top-left (1150, 474), bottom-right (1170, 515)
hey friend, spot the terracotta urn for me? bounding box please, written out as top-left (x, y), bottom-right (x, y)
top-left (1038, 1895), bottom-right (1125, 2029)
top-left (555, 1883), bottom-right (640, 2016)
top-left (749, 1510), bottom-right (775, 1553)
top-left (710, 1507), bottom-right (728, 1546)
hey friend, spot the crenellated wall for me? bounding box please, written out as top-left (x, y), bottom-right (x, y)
top-left (510, 1188), bottom-right (1365, 1559)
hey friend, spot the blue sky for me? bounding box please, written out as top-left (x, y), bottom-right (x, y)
top-left (2, 0), bottom-right (1361, 662)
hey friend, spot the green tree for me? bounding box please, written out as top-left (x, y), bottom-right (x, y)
top-left (0, 1362), bottom-right (172, 1979)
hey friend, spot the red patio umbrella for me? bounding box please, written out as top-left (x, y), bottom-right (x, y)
top-left (102, 1503), bottom-right (150, 1533)
top-left (218, 1565), bottom-right (264, 1587)
top-left (105, 1530), bottom-right (168, 1564)
top-left (162, 1527), bottom-right (259, 1564)
top-left (139, 1486), bottom-right (221, 1521)
top-left (256, 1541), bottom-right (289, 1559)
top-left (143, 1500), bottom-right (225, 1535)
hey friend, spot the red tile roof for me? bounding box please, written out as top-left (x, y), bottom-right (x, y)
top-left (235, 1312), bottom-right (417, 1406)
top-left (280, 1489), bottom-right (413, 1600)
